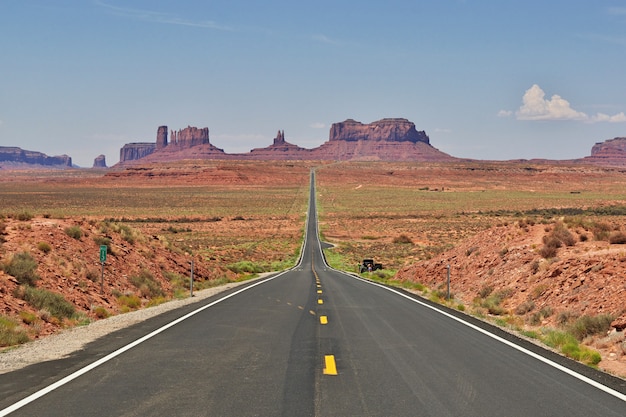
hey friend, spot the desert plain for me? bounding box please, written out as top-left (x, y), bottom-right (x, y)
top-left (0, 160), bottom-right (625, 378)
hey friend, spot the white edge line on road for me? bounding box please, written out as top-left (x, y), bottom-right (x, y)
top-left (342, 272), bottom-right (626, 403)
top-left (0, 270), bottom-right (291, 417)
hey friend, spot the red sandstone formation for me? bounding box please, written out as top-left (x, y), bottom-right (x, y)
top-left (92, 154), bottom-right (107, 168)
top-left (0, 147), bottom-right (72, 168)
top-left (328, 118), bottom-right (430, 144)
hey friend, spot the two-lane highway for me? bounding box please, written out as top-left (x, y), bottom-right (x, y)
top-left (1, 170), bottom-right (625, 416)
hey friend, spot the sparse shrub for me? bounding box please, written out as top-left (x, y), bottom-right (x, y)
top-left (530, 260), bottom-right (540, 274)
top-left (557, 310), bottom-right (577, 325)
top-left (64, 225), bottom-right (83, 240)
top-left (85, 269), bottom-right (99, 282)
top-left (515, 300), bottom-right (535, 315)
top-left (129, 270), bottom-right (164, 298)
top-left (15, 211), bottom-right (33, 221)
top-left (392, 234), bottom-right (413, 244)
top-left (226, 261), bottom-right (264, 274)
top-left (568, 314), bottom-right (615, 341)
top-left (93, 236), bottom-right (112, 254)
top-left (478, 284), bottom-right (494, 299)
top-left (592, 222), bottom-right (611, 241)
top-left (466, 246), bottom-right (479, 256)
top-left (37, 241), bottom-right (52, 253)
top-left (92, 306), bottom-right (110, 319)
top-left (3, 251), bottom-right (40, 286)
top-left (17, 286), bottom-right (76, 320)
top-left (0, 315), bottom-right (30, 346)
top-left (609, 231), bottom-right (626, 244)
top-left (539, 238), bottom-right (560, 259)
top-left (18, 310), bottom-right (39, 325)
top-left (117, 294), bottom-right (141, 310)
top-left (232, 215), bottom-right (246, 221)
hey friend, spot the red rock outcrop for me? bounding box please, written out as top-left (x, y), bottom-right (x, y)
top-left (92, 154), bottom-right (107, 168)
top-left (0, 146), bottom-right (72, 168)
top-left (119, 143), bottom-right (156, 162)
top-left (329, 118), bottom-right (430, 144)
top-left (580, 138), bottom-right (626, 166)
top-left (169, 126), bottom-right (210, 148)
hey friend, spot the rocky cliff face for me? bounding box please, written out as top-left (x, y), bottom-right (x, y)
top-left (580, 138), bottom-right (626, 166)
top-left (0, 147), bottom-right (72, 167)
top-left (169, 126), bottom-right (210, 148)
top-left (329, 118), bottom-right (430, 144)
top-left (119, 143), bottom-right (156, 162)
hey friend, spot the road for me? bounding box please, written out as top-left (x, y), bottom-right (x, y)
top-left (1, 171), bottom-right (625, 416)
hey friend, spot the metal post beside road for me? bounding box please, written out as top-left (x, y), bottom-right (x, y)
top-left (99, 245), bottom-right (107, 294)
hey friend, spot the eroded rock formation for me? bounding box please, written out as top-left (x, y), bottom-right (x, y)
top-left (93, 154), bottom-right (107, 168)
top-left (0, 147), bottom-right (72, 167)
top-left (119, 143), bottom-right (156, 162)
top-left (329, 118), bottom-right (430, 144)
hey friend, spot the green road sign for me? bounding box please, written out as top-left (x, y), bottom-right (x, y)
top-left (100, 245), bottom-right (107, 263)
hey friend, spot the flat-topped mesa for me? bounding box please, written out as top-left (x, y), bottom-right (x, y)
top-left (0, 146), bottom-right (72, 167)
top-left (120, 143), bottom-right (156, 162)
top-left (329, 118), bottom-right (430, 144)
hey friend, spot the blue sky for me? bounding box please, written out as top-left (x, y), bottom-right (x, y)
top-left (1, 1), bottom-right (626, 167)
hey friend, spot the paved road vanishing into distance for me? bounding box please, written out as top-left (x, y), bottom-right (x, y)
top-left (1, 171), bottom-right (625, 416)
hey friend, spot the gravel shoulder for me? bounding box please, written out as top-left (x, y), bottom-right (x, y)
top-left (0, 278), bottom-right (263, 375)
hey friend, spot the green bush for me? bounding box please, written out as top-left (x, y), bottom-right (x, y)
top-left (15, 211), bottom-right (34, 221)
top-left (37, 241), bottom-right (52, 253)
top-left (18, 286), bottom-right (76, 320)
top-left (93, 236), bottom-right (112, 254)
top-left (0, 315), bottom-right (30, 346)
top-left (226, 261), bottom-right (264, 274)
top-left (64, 225), bottom-right (83, 240)
top-left (117, 294), bottom-right (141, 310)
top-left (4, 252), bottom-right (40, 286)
top-left (129, 270), bottom-right (164, 298)
top-left (568, 314), bottom-right (615, 341)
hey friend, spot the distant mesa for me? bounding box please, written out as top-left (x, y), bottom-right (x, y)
top-left (117, 118), bottom-right (455, 164)
top-left (93, 154), bottom-right (107, 168)
top-left (580, 137), bottom-right (626, 166)
top-left (329, 118), bottom-right (430, 144)
top-left (0, 146), bottom-right (72, 168)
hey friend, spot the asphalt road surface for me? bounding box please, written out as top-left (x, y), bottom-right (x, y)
top-left (1, 171), bottom-right (625, 416)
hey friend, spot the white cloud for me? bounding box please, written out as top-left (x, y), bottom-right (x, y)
top-left (506, 84), bottom-right (626, 123)
top-left (591, 112), bottom-right (626, 123)
top-left (516, 84), bottom-right (588, 121)
top-left (309, 122), bottom-right (326, 129)
top-left (497, 110), bottom-right (512, 118)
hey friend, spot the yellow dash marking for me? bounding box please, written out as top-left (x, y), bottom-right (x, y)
top-left (309, 310), bottom-right (316, 316)
top-left (323, 355), bottom-right (338, 375)
top-left (317, 299), bottom-right (323, 305)
top-left (320, 315), bottom-right (328, 324)
top-left (317, 289), bottom-right (322, 294)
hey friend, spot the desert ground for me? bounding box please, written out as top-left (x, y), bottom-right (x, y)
top-left (1, 160), bottom-right (625, 378)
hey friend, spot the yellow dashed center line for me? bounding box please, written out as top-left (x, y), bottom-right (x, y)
top-left (323, 355), bottom-right (338, 375)
top-left (319, 315), bottom-right (328, 324)
top-left (317, 299), bottom-right (323, 305)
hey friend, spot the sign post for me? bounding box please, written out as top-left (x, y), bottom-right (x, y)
top-left (189, 260), bottom-right (194, 297)
top-left (100, 245), bottom-right (107, 294)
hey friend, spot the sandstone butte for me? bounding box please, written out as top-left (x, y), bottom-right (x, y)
top-left (117, 118), bottom-right (458, 165)
top-left (116, 119), bottom-right (626, 167)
